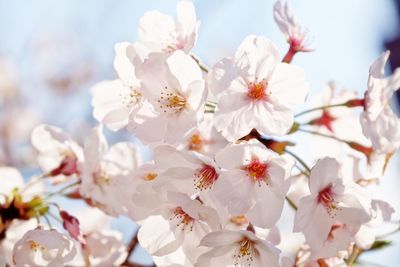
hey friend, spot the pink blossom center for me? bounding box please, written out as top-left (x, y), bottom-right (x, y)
top-left (243, 158), bottom-right (268, 185)
top-left (171, 207), bottom-right (194, 231)
top-left (158, 87), bottom-right (188, 114)
top-left (247, 80), bottom-right (268, 101)
top-left (233, 237), bottom-right (258, 264)
top-left (194, 164), bottom-right (219, 190)
top-left (187, 133), bottom-right (208, 152)
top-left (317, 184), bottom-right (339, 216)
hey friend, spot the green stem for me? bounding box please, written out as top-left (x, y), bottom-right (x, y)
top-left (285, 196), bottom-right (298, 210)
top-left (295, 103), bottom-right (348, 118)
top-left (297, 128), bottom-right (349, 144)
top-left (285, 149), bottom-right (311, 174)
top-left (198, 63), bottom-right (209, 73)
top-left (347, 246), bottom-right (363, 266)
top-left (45, 181), bottom-right (80, 200)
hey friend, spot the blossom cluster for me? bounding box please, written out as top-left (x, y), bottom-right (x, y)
top-left (0, 1), bottom-right (399, 267)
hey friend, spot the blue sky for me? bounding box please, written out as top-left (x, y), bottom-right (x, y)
top-left (0, 0), bottom-right (399, 265)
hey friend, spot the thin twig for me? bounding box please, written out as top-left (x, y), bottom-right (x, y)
top-left (295, 102), bottom-right (348, 118)
top-left (285, 149), bottom-right (311, 174)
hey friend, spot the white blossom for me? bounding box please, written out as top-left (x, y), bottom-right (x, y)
top-left (210, 35), bottom-right (309, 141)
top-left (12, 228), bottom-right (77, 267)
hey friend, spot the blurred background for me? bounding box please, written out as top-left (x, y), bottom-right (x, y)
top-left (0, 0), bottom-right (399, 266)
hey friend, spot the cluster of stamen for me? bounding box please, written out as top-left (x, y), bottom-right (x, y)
top-left (161, 35), bottom-right (185, 53)
top-left (230, 215), bottom-right (249, 227)
top-left (243, 157), bottom-right (269, 186)
top-left (233, 237), bottom-right (258, 266)
top-left (247, 79), bottom-right (268, 101)
top-left (120, 85), bottom-right (142, 108)
top-left (193, 164), bottom-right (219, 191)
top-left (317, 184), bottom-right (341, 217)
top-left (158, 87), bottom-right (188, 114)
top-left (93, 170), bottom-right (111, 186)
top-left (188, 133), bottom-right (206, 152)
top-left (28, 240), bottom-right (46, 252)
top-left (170, 207), bottom-right (194, 231)
top-left (144, 172), bottom-right (158, 181)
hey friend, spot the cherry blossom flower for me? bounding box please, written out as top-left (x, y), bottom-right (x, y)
top-left (213, 141), bottom-right (293, 228)
top-left (210, 35), bottom-right (309, 141)
top-left (273, 0), bottom-right (312, 54)
top-left (361, 51), bottom-right (400, 155)
top-left (83, 230), bottom-right (127, 267)
top-left (292, 245), bottom-right (348, 267)
top-left (31, 124), bottom-right (83, 179)
top-left (131, 50), bottom-right (206, 144)
top-left (79, 126), bottom-right (142, 216)
top-left (355, 199), bottom-right (395, 249)
top-left (138, 1), bottom-right (199, 54)
top-left (151, 145), bottom-right (220, 197)
top-left (12, 227), bottom-right (77, 267)
top-left (0, 167), bottom-right (24, 199)
top-left (294, 157), bottom-right (371, 259)
top-left (195, 229), bottom-right (280, 267)
top-left (91, 43), bottom-right (144, 131)
top-left (178, 114), bottom-right (228, 156)
top-left (0, 219), bottom-right (37, 266)
top-left (137, 191), bottom-right (220, 257)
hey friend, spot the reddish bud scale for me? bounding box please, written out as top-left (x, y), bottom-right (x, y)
top-left (49, 155), bottom-right (79, 177)
top-left (60, 210), bottom-right (86, 245)
top-left (348, 142), bottom-right (373, 161)
top-left (262, 139), bottom-right (293, 155)
top-left (345, 98), bottom-right (365, 108)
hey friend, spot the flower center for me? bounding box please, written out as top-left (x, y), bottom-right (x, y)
top-left (171, 207), bottom-right (194, 231)
top-left (93, 170), bottom-right (111, 186)
top-left (162, 38), bottom-right (186, 53)
top-left (144, 172), bottom-right (157, 181)
top-left (230, 215), bottom-right (249, 227)
top-left (194, 164), bottom-right (219, 191)
top-left (233, 237), bottom-right (259, 265)
top-left (317, 184), bottom-right (340, 216)
top-left (188, 133), bottom-right (204, 151)
top-left (243, 157), bottom-right (268, 185)
top-left (121, 85), bottom-right (142, 108)
top-left (158, 87), bottom-right (188, 114)
top-left (28, 240), bottom-right (46, 252)
top-left (247, 79), bottom-right (268, 101)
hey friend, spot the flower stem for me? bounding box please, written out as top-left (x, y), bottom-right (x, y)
top-left (285, 149), bottom-right (311, 174)
top-left (347, 246), bottom-right (363, 266)
top-left (45, 181), bottom-right (80, 200)
top-left (297, 128), bottom-right (349, 144)
top-left (285, 196), bottom-right (298, 210)
top-left (282, 46), bottom-right (297, 63)
top-left (295, 103), bottom-right (348, 118)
